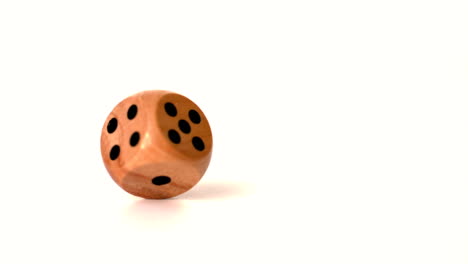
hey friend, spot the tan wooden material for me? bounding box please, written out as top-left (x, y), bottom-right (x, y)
top-left (100, 90), bottom-right (213, 199)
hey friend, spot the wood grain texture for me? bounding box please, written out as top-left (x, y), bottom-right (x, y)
top-left (100, 90), bottom-right (213, 199)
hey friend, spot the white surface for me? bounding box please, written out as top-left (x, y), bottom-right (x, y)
top-left (0, 1), bottom-right (467, 263)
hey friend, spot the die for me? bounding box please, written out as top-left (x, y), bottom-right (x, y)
top-left (100, 90), bottom-right (213, 199)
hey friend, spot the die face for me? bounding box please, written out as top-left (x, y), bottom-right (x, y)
top-left (156, 93), bottom-right (213, 161)
top-left (101, 93), bottom-right (150, 171)
top-left (122, 161), bottom-right (202, 199)
top-left (100, 90), bottom-right (212, 199)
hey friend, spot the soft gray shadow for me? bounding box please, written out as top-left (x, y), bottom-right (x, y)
top-left (176, 181), bottom-right (254, 200)
top-left (124, 181), bottom-right (253, 227)
top-left (124, 199), bottom-right (186, 228)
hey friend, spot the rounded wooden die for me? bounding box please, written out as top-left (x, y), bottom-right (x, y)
top-left (100, 90), bottom-right (213, 199)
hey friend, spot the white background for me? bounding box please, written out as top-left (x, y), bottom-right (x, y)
top-left (0, 1), bottom-right (467, 263)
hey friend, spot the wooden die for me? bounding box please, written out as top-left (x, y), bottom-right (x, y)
top-left (100, 90), bottom-right (213, 199)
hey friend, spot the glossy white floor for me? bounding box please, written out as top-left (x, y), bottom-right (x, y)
top-left (0, 1), bottom-right (467, 263)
